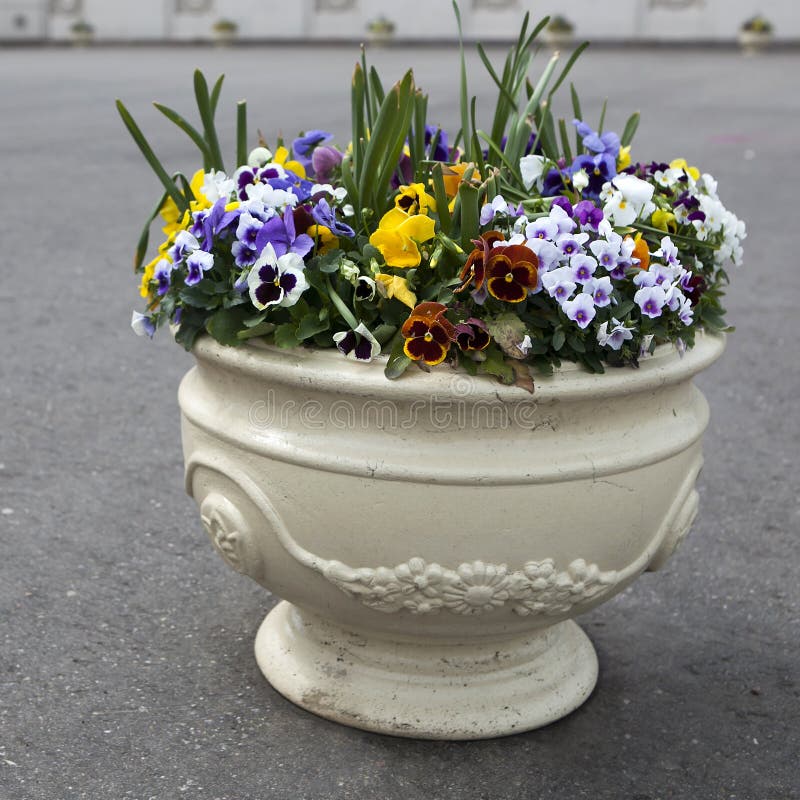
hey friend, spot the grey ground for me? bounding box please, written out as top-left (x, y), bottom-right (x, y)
top-left (0, 42), bottom-right (798, 800)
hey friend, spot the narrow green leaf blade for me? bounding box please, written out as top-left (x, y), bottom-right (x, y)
top-left (116, 99), bottom-right (186, 212)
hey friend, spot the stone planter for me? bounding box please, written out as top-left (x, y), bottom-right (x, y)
top-left (543, 30), bottom-right (574, 50)
top-left (179, 332), bottom-right (725, 739)
top-left (738, 30), bottom-right (772, 55)
top-left (212, 29), bottom-right (237, 47)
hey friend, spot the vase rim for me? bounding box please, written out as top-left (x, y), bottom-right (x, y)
top-left (190, 331), bottom-right (726, 404)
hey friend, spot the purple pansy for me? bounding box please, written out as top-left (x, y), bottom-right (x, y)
top-left (185, 250), bottom-right (214, 286)
top-left (562, 292), bottom-right (597, 329)
top-left (574, 200), bottom-right (604, 229)
top-left (311, 146), bottom-right (343, 183)
top-left (154, 259), bottom-right (173, 296)
top-left (131, 310), bottom-right (155, 338)
top-left (312, 198), bottom-right (355, 238)
top-left (634, 285), bottom-right (667, 318)
top-left (569, 253), bottom-right (597, 284)
top-left (256, 209), bottom-right (314, 259)
top-left (247, 244), bottom-right (308, 310)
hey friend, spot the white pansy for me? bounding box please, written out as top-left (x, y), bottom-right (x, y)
top-left (520, 154), bottom-right (547, 189)
top-left (202, 169), bottom-right (236, 203)
top-left (247, 146), bottom-right (273, 168)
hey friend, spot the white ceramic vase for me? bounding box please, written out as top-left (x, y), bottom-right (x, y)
top-left (179, 333), bottom-right (724, 739)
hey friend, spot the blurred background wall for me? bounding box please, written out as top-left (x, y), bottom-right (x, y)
top-left (1, 0), bottom-right (797, 43)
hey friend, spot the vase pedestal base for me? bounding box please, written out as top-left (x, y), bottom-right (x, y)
top-left (254, 601), bottom-right (598, 740)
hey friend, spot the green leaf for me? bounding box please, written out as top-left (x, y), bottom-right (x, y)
top-left (209, 73), bottom-right (225, 115)
top-left (371, 323), bottom-right (398, 345)
top-left (477, 42), bottom-right (518, 114)
top-left (552, 328), bottom-right (566, 351)
top-left (620, 111), bottom-right (640, 148)
top-left (153, 102), bottom-right (212, 169)
top-left (237, 320), bottom-right (276, 340)
top-left (296, 312), bottom-right (331, 341)
top-left (206, 306), bottom-right (250, 346)
top-left (480, 346), bottom-right (514, 385)
top-left (384, 332), bottom-right (412, 380)
top-left (193, 69), bottom-right (225, 171)
top-left (452, 0), bottom-right (472, 161)
top-left (116, 100), bottom-right (187, 213)
top-left (273, 323), bottom-right (301, 349)
top-left (558, 118), bottom-right (573, 164)
top-left (457, 181), bottom-right (479, 250)
top-left (133, 190), bottom-right (167, 271)
top-left (597, 97), bottom-right (608, 133)
top-left (431, 163), bottom-right (452, 236)
top-left (547, 41), bottom-right (589, 99)
top-left (236, 100), bottom-right (247, 166)
top-left (570, 82), bottom-right (583, 151)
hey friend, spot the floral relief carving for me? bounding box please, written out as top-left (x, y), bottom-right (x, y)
top-left (322, 556), bottom-right (617, 616)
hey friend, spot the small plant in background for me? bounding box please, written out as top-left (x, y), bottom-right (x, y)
top-left (546, 15), bottom-right (574, 34)
top-left (367, 16), bottom-right (396, 38)
top-left (69, 19), bottom-right (94, 44)
top-left (740, 14), bottom-right (773, 34)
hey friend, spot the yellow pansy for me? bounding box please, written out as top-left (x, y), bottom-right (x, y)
top-left (442, 162), bottom-right (480, 198)
top-left (274, 145), bottom-right (307, 179)
top-left (395, 183), bottom-right (436, 216)
top-left (139, 256), bottom-right (159, 298)
top-left (308, 224), bottom-right (339, 254)
top-left (617, 145), bottom-right (632, 171)
top-left (669, 158), bottom-right (700, 181)
top-left (651, 208), bottom-right (677, 233)
top-left (160, 169), bottom-right (207, 237)
top-left (369, 208), bottom-right (436, 268)
top-left (375, 273), bottom-right (417, 308)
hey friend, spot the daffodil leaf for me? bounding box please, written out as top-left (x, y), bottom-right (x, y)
top-left (153, 102), bottom-right (212, 169)
top-left (236, 101), bottom-right (247, 167)
top-left (193, 69), bottom-right (225, 172)
top-left (116, 100), bottom-right (187, 214)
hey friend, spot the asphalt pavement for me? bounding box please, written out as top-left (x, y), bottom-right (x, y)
top-left (0, 42), bottom-right (798, 800)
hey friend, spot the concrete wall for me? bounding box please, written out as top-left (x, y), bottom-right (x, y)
top-left (6, 0), bottom-right (798, 42)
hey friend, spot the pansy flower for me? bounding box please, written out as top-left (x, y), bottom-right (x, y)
top-left (256, 210), bottom-right (314, 259)
top-left (368, 208), bottom-right (436, 268)
top-left (485, 244), bottom-right (539, 303)
top-left (541, 267), bottom-right (577, 305)
top-left (597, 318), bottom-right (633, 350)
top-left (247, 243), bottom-right (308, 310)
top-left (454, 230), bottom-right (506, 301)
top-left (185, 250), bottom-right (214, 286)
top-left (375, 273), bottom-right (417, 309)
top-left (394, 183), bottom-right (436, 217)
top-left (401, 302), bottom-right (456, 366)
top-left (154, 259), bottom-right (173, 296)
top-left (634, 285), bottom-right (667, 318)
top-left (131, 310), bottom-right (155, 338)
top-left (333, 323), bottom-right (381, 362)
top-left (311, 198), bottom-right (355, 238)
top-left (561, 292), bottom-right (597, 329)
top-left (454, 318), bottom-right (491, 352)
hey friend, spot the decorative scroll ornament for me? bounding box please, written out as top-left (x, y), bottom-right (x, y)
top-left (200, 493), bottom-right (263, 580)
top-left (323, 556), bottom-right (618, 616)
